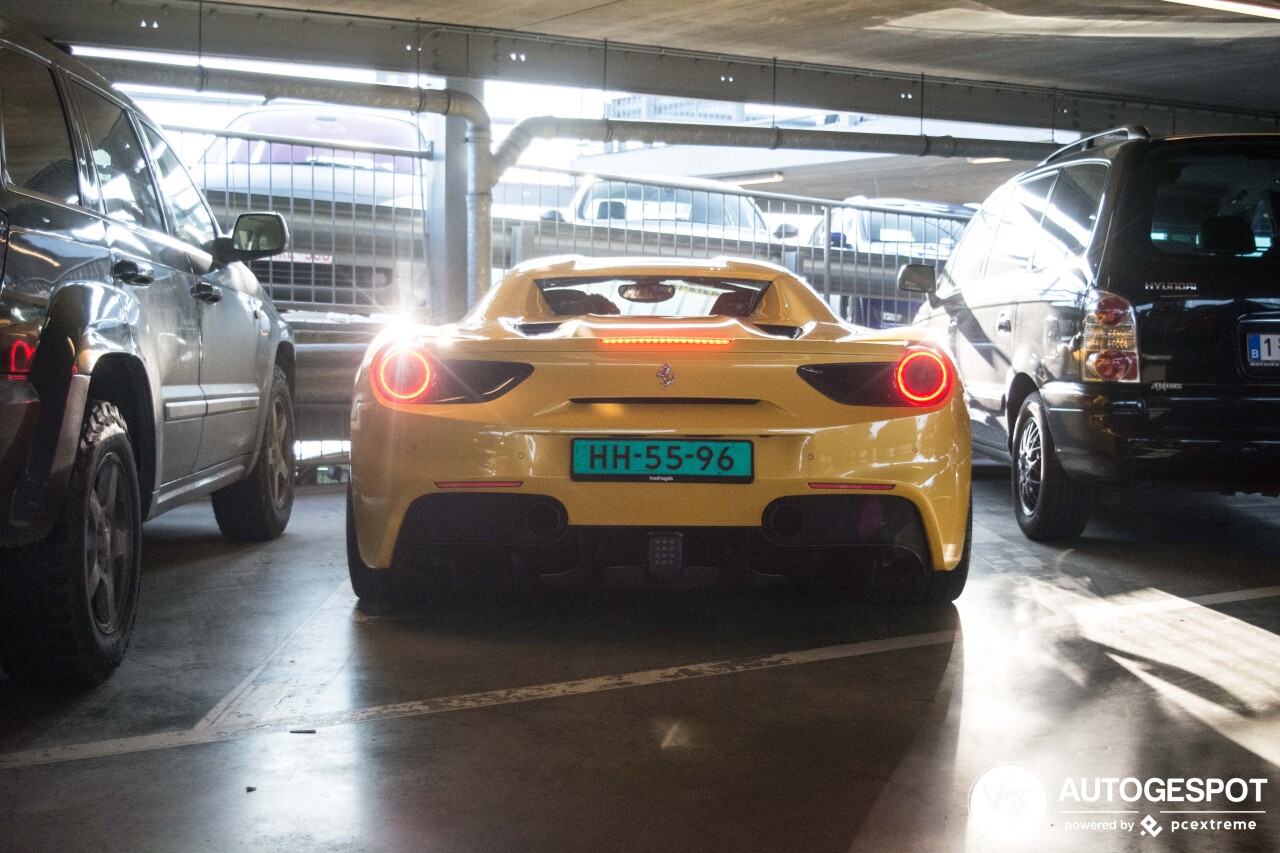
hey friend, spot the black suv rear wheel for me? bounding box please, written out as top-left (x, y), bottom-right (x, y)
top-left (1012, 392), bottom-right (1091, 542)
top-left (0, 401), bottom-right (142, 687)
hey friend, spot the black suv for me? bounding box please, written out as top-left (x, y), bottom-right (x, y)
top-left (0, 19), bottom-right (296, 685)
top-left (900, 126), bottom-right (1280, 541)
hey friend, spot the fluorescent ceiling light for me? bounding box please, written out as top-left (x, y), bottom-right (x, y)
top-left (727, 172), bottom-right (784, 186)
top-left (1160, 0), bottom-right (1280, 21)
top-left (966, 157), bottom-right (1011, 165)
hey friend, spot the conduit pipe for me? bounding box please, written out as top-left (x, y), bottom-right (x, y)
top-left (492, 116), bottom-right (1058, 182)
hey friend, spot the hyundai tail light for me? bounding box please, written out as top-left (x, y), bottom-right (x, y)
top-left (1082, 292), bottom-right (1139, 383)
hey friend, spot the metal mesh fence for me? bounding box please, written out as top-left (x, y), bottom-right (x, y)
top-left (170, 125), bottom-right (432, 318)
top-left (491, 165), bottom-right (972, 328)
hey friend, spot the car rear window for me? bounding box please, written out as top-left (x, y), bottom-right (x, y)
top-left (861, 211), bottom-right (966, 245)
top-left (204, 110), bottom-right (423, 175)
top-left (581, 182), bottom-right (766, 230)
top-left (535, 276), bottom-right (770, 318)
top-left (1142, 144), bottom-right (1279, 261)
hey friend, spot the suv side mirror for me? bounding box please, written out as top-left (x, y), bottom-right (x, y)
top-left (773, 223), bottom-right (799, 240)
top-left (208, 212), bottom-right (290, 266)
top-left (897, 263), bottom-right (937, 295)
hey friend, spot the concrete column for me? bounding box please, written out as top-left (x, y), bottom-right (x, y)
top-left (427, 77), bottom-right (484, 322)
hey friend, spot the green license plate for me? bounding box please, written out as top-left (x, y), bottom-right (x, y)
top-left (571, 438), bottom-right (753, 483)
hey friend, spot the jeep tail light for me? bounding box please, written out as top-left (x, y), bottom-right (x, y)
top-left (3, 321), bottom-right (38, 379)
top-left (370, 343), bottom-right (533, 405)
top-left (798, 345), bottom-right (955, 407)
top-left (6, 339), bottom-right (34, 377)
top-left (1082, 292), bottom-right (1139, 383)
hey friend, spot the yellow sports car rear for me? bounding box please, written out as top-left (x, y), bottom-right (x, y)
top-left (347, 256), bottom-right (970, 602)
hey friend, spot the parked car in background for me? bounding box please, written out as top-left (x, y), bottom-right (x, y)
top-left (195, 106), bottom-right (431, 317)
top-left (901, 126), bottom-right (1280, 541)
top-left (543, 175), bottom-right (796, 246)
top-left (0, 18), bottom-right (296, 686)
top-left (807, 197), bottom-right (972, 328)
top-left (823, 197), bottom-right (972, 259)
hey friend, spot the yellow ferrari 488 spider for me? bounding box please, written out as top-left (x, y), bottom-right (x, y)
top-left (347, 256), bottom-right (971, 603)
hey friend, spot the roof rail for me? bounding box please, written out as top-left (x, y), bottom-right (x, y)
top-left (1039, 125), bottom-right (1150, 166)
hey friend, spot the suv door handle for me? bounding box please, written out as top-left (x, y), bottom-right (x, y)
top-left (112, 259), bottom-right (154, 285)
top-left (190, 279), bottom-right (223, 304)
top-left (996, 312), bottom-right (1013, 334)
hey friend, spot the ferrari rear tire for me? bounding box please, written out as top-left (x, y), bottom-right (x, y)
top-left (868, 498), bottom-right (971, 605)
top-left (0, 401), bottom-right (142, 687)
top-left (1011, 392), bottom-right (1091, 542)
top-left (212, 366), bottom-right (295, 543)
top-left (346, 487), bottom-right (389, 604)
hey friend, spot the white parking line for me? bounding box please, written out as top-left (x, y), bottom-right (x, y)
top-left (1, 582), bottom-right (1277, 771)
top-left (195, 580), bottom-right (352, 732)
top-left (0, 630), bottom-right (957, 770)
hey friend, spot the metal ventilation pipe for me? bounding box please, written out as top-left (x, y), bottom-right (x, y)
top-left (492, 116), bottom-right (1057, 182)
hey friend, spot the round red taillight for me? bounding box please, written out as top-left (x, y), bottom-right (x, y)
top-left (8, 340), bottom-right (34, 375)
top-left (895, 347), bottom-right (952, 406)
top-left (1092, 296), bottom-right (1131, 326)
top-left (1089, 350), bottom-right (1136, 382)
top-left (374, 347), bottom-right (432, 402)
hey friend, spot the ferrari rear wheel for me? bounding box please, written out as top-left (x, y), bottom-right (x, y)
top-left (346, 488), bottom-right (389, 604)
top-left (866, 497), bottom-right (971, 605)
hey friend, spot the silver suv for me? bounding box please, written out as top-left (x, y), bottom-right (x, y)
top-left (0, 19), bottom-right (296, 686)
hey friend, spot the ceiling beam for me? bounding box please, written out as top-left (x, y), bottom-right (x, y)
top-left (10, 0), bottom-right (1278, 135)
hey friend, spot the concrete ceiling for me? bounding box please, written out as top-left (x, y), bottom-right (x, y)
top-left (140, 0), bottom-right (1280, 118)
top-left (3, 0), bottom-right (1277, 202)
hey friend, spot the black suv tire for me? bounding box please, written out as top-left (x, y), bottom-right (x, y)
top-left (211, 366), bottom-right (295, 542)
top-left (1012, 392), bottom-right (1091, 542)
top-left (0, 401), bottom-right (142, 687)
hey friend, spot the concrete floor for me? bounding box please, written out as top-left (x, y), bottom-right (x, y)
top-left (1, 463), bottom-right (1278, 852)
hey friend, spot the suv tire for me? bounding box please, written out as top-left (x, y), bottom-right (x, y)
top-left (212, 366), bottom-right (295, 542)
top-left (0, 401), bottom-right (142, 687)
top-left (1012, 392), bottom-right (1090, 542)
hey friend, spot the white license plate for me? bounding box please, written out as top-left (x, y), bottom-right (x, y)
top-left (1247, 333), bottom-right (1280, 365)
top-left (271, 251), bottom-right (334, 265)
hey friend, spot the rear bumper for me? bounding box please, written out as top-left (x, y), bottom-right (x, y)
top-left (348, 393), bottom-right (971, 573)
top-left (1042, 381), bottom-right (1280, 490)
top-left (383, 491), bottom-right (936, 587)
